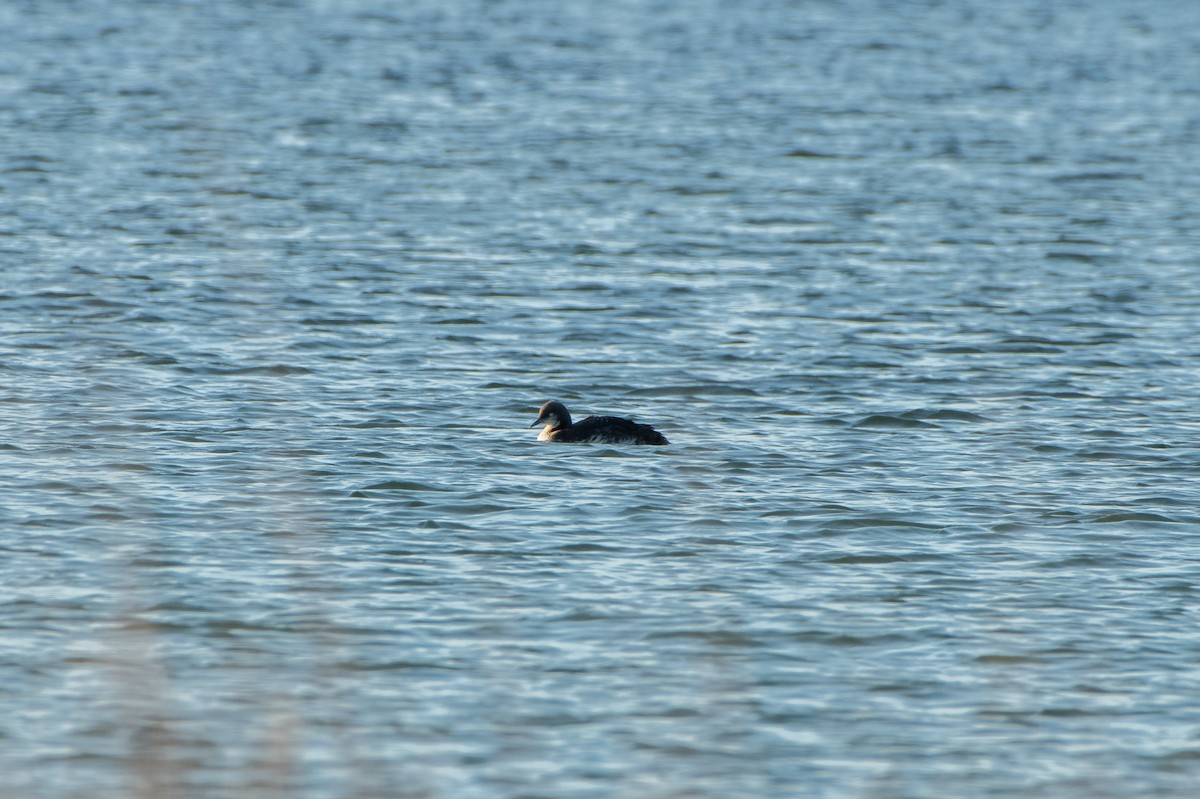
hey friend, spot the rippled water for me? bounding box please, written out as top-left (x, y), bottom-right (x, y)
top-left (4, 1), bottom-right (1200, 797)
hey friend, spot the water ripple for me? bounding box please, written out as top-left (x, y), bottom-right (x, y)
top-left (3, 0), bottom-right (1200, 797)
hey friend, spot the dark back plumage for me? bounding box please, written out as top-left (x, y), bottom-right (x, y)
top-left (531, 401), bottom-right (669, 445)
top-left (555, 415), bottom-right (669, 445)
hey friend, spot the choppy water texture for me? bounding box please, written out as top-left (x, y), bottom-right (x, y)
top-left (3, 0), bottom-right (1200, 797)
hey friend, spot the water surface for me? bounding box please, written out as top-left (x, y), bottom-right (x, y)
top-left (3, 1), bottom-right (1200, 797)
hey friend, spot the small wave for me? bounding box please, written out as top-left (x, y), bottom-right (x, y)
top-left (1091, 512), bottom-right (1177, 524)
top-left (852, 414), bottom-right (940, 429)
top-left (361, 480), bottom-right (450, 491)
top-left (899, 409), bottom-right (990, 422)
top-left (626, 384), bottom-right (759, 398)
top-left (1051, 171), bottom-right (1143, 183)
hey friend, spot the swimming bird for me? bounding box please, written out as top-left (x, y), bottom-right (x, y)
top-left (530, 400), bottom-right (669, 445)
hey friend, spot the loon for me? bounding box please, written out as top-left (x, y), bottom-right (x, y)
top-left (530, 400), bottom-right (669, 445)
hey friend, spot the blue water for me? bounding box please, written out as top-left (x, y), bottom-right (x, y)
top-left (3, 1), bottom-right (1200, 797)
